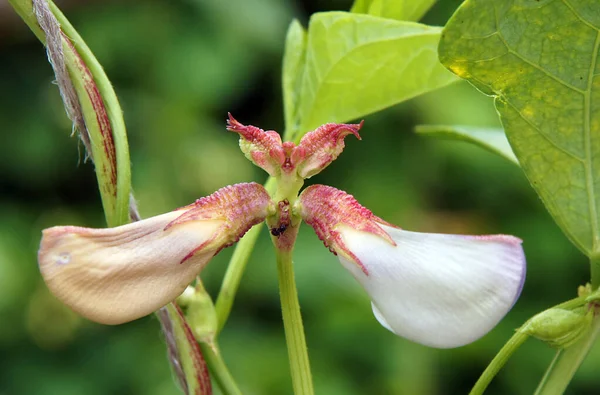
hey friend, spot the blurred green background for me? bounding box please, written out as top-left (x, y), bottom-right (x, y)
top-left (0, 0), bottom-right (598, 394)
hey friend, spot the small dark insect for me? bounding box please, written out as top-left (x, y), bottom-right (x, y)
top-left (270, 224), bottom-right (288, 237)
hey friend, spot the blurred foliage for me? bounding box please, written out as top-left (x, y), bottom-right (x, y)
top-left (0, 0), bottom-right (598, 394)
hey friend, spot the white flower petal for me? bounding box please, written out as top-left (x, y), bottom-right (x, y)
top-left (338, 224), bottom-right (525, 348)
top-left (39, 211), bottom-right (223, 325)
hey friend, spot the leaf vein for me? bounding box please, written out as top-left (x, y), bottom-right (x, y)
top-left (493, 4), bottom-right (586, 94)
top-left (300, 29), bottom-right (441, 133)
top-left (501, 98), bottom-right (585, 162)
top-left (583, 30), bottom-right (600, 249)
top-left (561, 0), bottom-right (600, 32)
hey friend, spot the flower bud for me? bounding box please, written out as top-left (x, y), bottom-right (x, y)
top-left (227, 113), bottom-right (285, 177)
top-left (293, 121), bottom-right (363, 178)
top-left (227, 115), bottom-right (362, 179)
top-left (38, 183), bottom-right (273, 325)
top-left (178, 283), bottom-right (218, 351)
top-left (523, 307), bottom-right (593, 348)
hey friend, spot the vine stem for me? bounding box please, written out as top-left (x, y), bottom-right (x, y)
top-left (469, 331), bottom-right (529, 395)
top-left (214, 224), bottom-right (262, 331)
top-left (276, 248), bottom-right (314, 395)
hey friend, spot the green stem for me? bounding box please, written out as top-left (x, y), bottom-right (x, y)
top-left (554, 296), bottom-right (590, 310)
top-left (469, 331), bottom-right (529, 395)
top-left (199, 343), bottom-right (242, 395)
top-left (215, 177), bottom-right (277, 332)
top-left (214, 224), bottom-right (262, 332)
top-left (535, 350), bottom-right (562, 395)
top-left (533, 315), bottom-right (600, 395)
top-left (276, 249), bottom-right (314, 395)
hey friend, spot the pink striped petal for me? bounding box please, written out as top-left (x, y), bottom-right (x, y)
top-left (38, 183), bottom-right (272, 325)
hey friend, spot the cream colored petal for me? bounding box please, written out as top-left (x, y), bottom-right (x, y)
top-left (39, 211), bottom-right (223, 325)
top-left (338, 224), bottom-right (526, 348)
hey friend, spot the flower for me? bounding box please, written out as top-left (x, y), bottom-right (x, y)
top-left (296, 185), bottom-right (526, 348)
top-left (38, 183), bottom-right (273, 324)
top-left (37, 116), bottom-right (526, 349)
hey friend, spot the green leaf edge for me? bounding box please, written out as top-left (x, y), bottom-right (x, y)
top-left (282, 19), bottom-right (307, 140)
top-left (415, 124), bottom-right (519, 165)
top-left (294, 11), bottom-right (458, 142)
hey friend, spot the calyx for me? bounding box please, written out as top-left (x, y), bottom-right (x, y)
top-left (227, 113), bottom-right (362, 180)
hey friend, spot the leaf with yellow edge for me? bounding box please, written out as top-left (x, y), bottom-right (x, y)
top-left (440, 0), bottom-right (600, 257)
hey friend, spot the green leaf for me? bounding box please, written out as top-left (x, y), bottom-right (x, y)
top-left (439, 0), bottom-right (600, 257)
top-left (352, 0), bottom-right (437, 22)
top-left (282, 20), bottom-right (307, 138)
top-left (291, 12), bottom-right (457, 142)
top-left (415, 125), bottom-right (519, 165)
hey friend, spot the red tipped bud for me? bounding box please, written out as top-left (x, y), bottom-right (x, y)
top-left (227, 113), bottom-right (285, 177)
top-left (294, 122), bottom-right (363, 178)
top-left (227, 115), bottom-right (363, 179)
